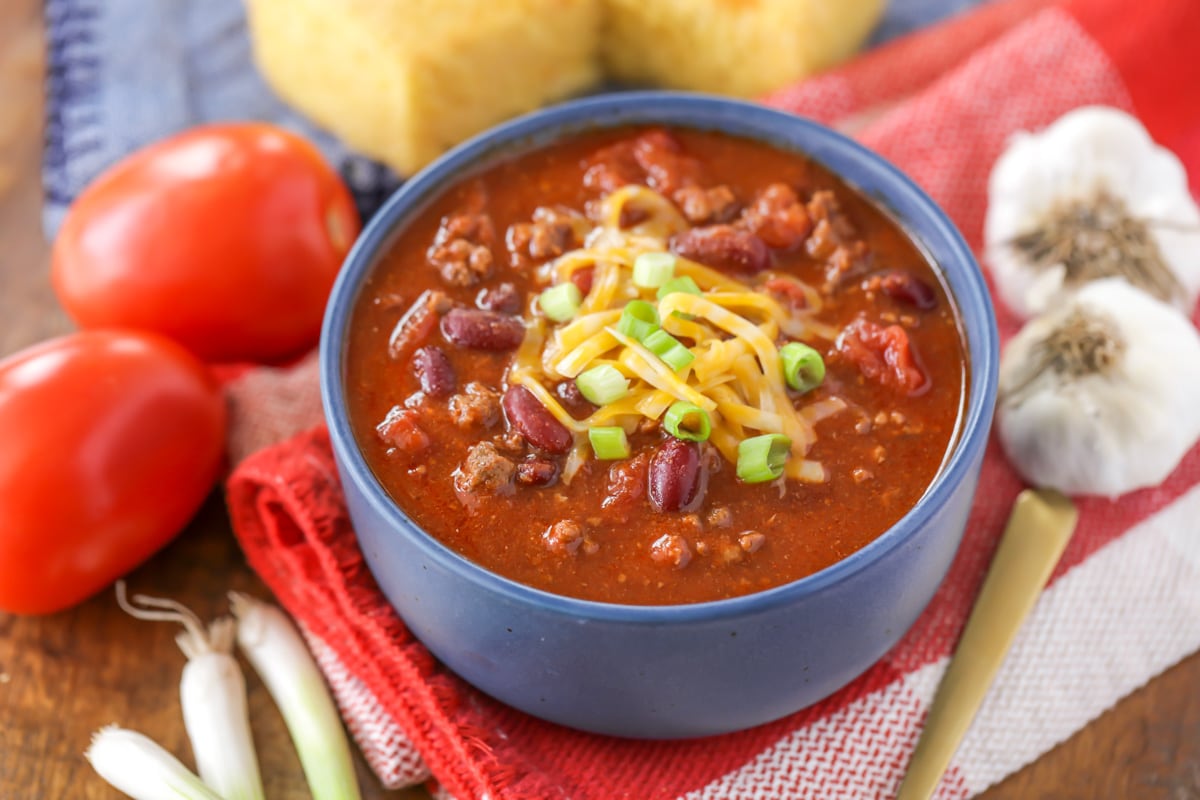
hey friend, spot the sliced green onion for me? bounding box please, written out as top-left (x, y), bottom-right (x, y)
top-left (643, 329), bottom-right (695, 372)
top-left (538, 282), bottom-right (582, 322)
top-left (780, 342), bottom-right (826, 394)
top-left (576, 364), bottom-right (630, 405)
top-left (663, 402), bottom-right (711, 442)
top-left (656, 275), bottom-right (702, 301)
top-left (588, 426), bottom-right (631, 459)
top-left (737, 434), bottom-right (792, 483)
top-left (632, 252), bottom-right (677, 289)
top-left (230, 594), bottom-right (362, 800)
top-left (616, 299), bottom-right (660, 341)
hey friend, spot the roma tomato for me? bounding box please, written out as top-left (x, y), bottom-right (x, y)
top-left (0, 331), bottom-right (226, 614)
top-left (52, 123), bottom-right (360, 363)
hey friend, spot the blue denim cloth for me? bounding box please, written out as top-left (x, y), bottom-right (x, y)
top-left (42, 0), bottom-right (987, 235)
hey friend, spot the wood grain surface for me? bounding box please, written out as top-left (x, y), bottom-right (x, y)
top-left (1, 3), bottom-right (1197, 798)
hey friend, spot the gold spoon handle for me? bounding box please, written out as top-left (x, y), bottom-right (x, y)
top-left (896, 489), bottom-right (1079, 800)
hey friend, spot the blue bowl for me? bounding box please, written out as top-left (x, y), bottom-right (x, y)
top-left (321, 92), bottom-right (998, 738)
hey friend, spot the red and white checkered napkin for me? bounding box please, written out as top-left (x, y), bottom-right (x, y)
top-left (225, 0), bottom-right (1200, 796)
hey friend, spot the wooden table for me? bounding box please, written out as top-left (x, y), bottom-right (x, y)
top-left (2, 3), bottom-right (1198, 798)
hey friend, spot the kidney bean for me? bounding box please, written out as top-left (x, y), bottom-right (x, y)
top-left (502, 385), bottom-right (573, 454)
top-left (411, 346), bottom-right (456, 397)
top-left (555, 379), bottom-right (595, 419)
top-left (441, 308), bottom-right (525, 350)
top-left (648, 437), bottom-right (706, 513)
top-left (880, 270), bottom-right (938, 310)
top-left (670, 225), bottom-right (770, 274)
top-left (556, 379), bottom-right (584, 406)
top-left (516, 457), bottom-right (559, 487)
top-left (475, 282), bottom-right (522, 314)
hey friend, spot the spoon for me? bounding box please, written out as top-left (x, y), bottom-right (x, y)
top-left (895, 488), bottom-right (1079, 800)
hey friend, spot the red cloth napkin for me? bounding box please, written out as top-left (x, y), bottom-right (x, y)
top-left (226, 0), bottom-right (1200, 796)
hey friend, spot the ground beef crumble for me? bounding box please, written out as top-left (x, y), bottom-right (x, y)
top-left (740, 183), bottom-right (812, 250)
top-left (429, 212), bottom-right (496, 287)
top-left (674, 184), bottom-right (739, 225)
top-left (506, 206), bottom-right (586, 267)
top-left (543, 520), bottom-right (585, 555)
top-left (448, 382), bottom-right (501, 429)
top-left (650, 533), bottom-right (692, 569)
top-left (453, 442), bottom-right (515, 496)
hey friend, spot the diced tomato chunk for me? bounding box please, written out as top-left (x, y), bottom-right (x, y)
top-left (601, 452), bottom-right (649, 522)
top-left (741, 184), bottom-right (812, 250)
top-left (763, 277), bottom-right (809, 310)
top-left (569, 266), bottom-right (595, 297)
top-left (582, 141), bottom-right (641, 193)
top-left (582, 128), bottom-right (703, 197)
top-left (838, 318), bottom-right (928, 395)
top-left (388, 289), bottom-right (449, 360)
top-left (376, 406), bottom-right (430, 454)
top-left (632, 129), bottom-right (701, 195)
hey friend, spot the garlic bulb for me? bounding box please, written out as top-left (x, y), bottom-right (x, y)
top-left (997, 279), bottom-right (1200, 497)
top-left (985, 106), bottom-right (1200, 319)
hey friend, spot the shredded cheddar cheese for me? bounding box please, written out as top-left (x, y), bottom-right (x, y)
top-left (509, 184), bottom-right (842, 483)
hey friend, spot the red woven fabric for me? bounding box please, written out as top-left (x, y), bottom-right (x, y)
top-left (225, 1), bottom-right (1200, 797)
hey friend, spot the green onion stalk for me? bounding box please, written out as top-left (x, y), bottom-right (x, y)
top-left (632, 252), bottom-right (677, 289)
top-left (114, 583), bottom-right (265, 800)
top-left (577, 364), bottom-right (630, 405)
top-left (616, 299), bottom-right (660, 341)
top-left (538, 282), bottom-right (583, 322)
top-left (738, 433), bottom-right (792, 483)
top-left (664, 401), bottom-right (711, 442)
top-left (589, 426), bottom-right (631, 459)
top-left (230, 593), bottom-right (362, 800)
top-left (643, 329), bottom-right (695, 372)
top-left (780, 342), bottom-right (826, 393)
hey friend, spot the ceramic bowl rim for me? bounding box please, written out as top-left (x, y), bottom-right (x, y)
top-left (320, 90), bottom-right (999, 626)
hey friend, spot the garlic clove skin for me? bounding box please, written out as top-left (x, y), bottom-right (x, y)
top-left (997, 278), bottom-right (1200, 497)
top-left (985, 106), bottom-right (1200, 319)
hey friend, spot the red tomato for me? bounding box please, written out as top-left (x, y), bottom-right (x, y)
top-left (52, 124), bottom-right (360, 363)
top-left (0, 331), bottom-right (227, 614)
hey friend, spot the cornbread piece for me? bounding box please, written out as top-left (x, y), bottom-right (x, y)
top-left (600, 0), bottom-right (885, 97)
top-left (244, 0), bottom-right (602, 175)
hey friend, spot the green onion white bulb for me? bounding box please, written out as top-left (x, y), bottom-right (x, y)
top-left (85, 726), bottom-right (223, 800)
